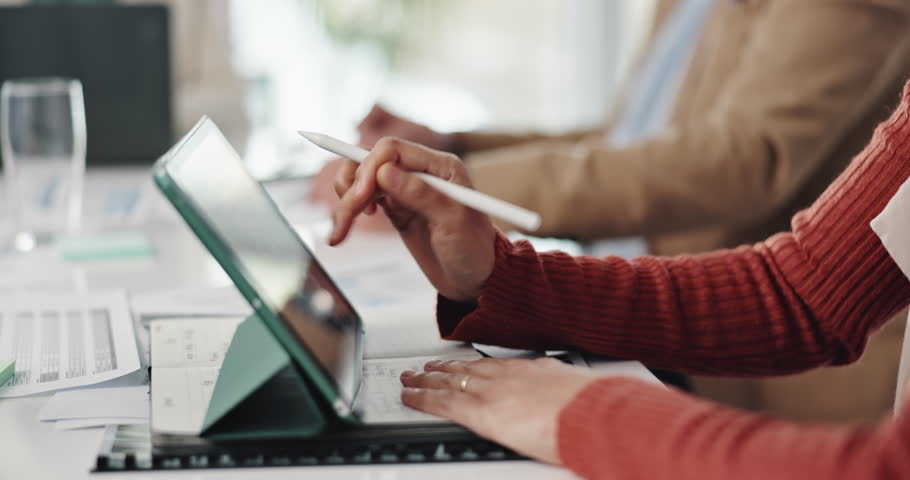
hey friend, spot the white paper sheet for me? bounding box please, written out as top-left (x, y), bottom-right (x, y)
top-left (54, 417), bottom-right (148, 431)
top-left (473, 344), bottom-right (544, 359)
top-left (870, 176), bottom-right (910, 410)
top-left (361, 301), bottom-right (476, 360)
top-left (872, 178), bottom-right (910, 280)
top-left (148, 317), bottom-right (245, 435)
top-left (130, 285), bottom-right (251, 318)
top-left (38, 385), bottom-right (149, 421)
top-left (0, 290), bottom-right (141, 397)
top-left (359, 352), bottom-right (481, 424)
top-left (301, 227), bottom-right (439, 311)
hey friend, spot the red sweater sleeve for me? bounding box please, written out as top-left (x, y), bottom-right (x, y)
top-left (558, 377), bottom-right (910, 480)
top-left (437, 84), bottom-right (910, 376)
top-left (433, 83), bottom-right (910, 478)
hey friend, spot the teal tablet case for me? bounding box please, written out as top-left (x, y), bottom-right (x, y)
top-left (200, 312), bottom-right (328, 440)
top-left (153, 117), bottom-right (361, 432)
top-left (152, 117), bottom-right (362, 439)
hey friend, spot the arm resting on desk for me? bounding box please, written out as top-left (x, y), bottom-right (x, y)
top-left (556, 376), bottom-right (910, 479)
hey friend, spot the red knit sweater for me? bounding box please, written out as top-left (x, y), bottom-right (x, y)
top-left (436, 83), bottom-right (910, 478)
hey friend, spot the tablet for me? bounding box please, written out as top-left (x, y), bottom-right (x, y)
top-left (153, 117), bottom-right (363, 423)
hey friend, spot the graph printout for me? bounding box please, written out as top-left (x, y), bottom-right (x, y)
top-left (0, 290), bottom-right (140, 397)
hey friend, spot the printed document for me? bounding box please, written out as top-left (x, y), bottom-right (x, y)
top-left (0, 290), bottom-right (141, 397)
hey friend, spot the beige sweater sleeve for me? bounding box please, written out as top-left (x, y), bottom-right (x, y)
top-left (453, 128), bottom-right (601, 155)
top-left (467, 0), bottom-right (910, 240)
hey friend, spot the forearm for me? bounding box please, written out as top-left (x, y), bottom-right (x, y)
top-left (558, 377), bottom-right (909, 480)
top-left (439, 231), bottom-right (897, 376)
top-left (438, 91), bottom-right (910, 375)
top-left (469, 125), bottom-right (783, 239)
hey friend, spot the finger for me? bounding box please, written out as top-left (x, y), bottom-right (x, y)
top-left (364, 201), bottom-right (377, 215)
top-left (400, 370), bottom-right (491, 395)
top-left (333, 136), bottom-right (473, 245)
top-left (329, 145), bottom-right (398, 246)
top-left (333, 159), bottom-right (358, 200)
top-left (400, 387), bottom-right (481, 425)
top-left (331, 138), bottom-right (425, 243)
top-left (375, 164), bottom-right (462, 226)
top-left (329, 147), bottom-right (396, 245)
top-left (373, 137), bottom-right (469, 186)
top-left (367, 139), bottom-right (470, 224)
top-left (423, 358), bottom-right (510, 378)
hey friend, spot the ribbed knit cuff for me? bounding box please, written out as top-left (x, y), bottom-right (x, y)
top-left (436, 296), bottom-right (480, 338)
top-left (435, 230), bottom-right (560, 349)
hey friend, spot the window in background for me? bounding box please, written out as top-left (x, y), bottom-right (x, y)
top-left (228, 0), bottom-right (655, 177)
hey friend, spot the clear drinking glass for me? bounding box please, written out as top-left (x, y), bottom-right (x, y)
top-left (1, 78), bottom-right (86, 252)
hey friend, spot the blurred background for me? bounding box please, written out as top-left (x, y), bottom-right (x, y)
top-left (3, 0), bottom-right (909, 435)
top-left (228, 0), bottom-right (655, 177)
top-left (0, 0), bottom-right (656, 178)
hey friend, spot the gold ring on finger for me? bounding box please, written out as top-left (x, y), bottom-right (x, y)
top-left (459, 374), bottom-right (472, 393)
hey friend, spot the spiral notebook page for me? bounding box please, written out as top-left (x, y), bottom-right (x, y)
top-left (358, 352), bottom-right (481, 424)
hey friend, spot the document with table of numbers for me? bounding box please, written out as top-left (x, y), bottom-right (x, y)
top-left (0, 290), bottom-right (141, 397)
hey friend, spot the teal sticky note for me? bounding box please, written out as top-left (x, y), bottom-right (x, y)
top-left (58, 232), bottom-right (154, 262)
top-left (0, 360), bottom-right (14, 387)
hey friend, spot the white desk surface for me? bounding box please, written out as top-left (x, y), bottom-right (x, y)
top-left (0, 170), bottom-right (657, 479)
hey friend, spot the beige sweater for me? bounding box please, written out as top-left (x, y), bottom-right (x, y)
top-left (459, 0), bottom-right (910, 257)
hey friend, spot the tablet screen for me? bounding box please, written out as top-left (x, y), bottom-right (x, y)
top-left (161, 120), bottom-right (361, 406)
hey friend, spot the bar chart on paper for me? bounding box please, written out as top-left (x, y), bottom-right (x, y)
top-left (0, 291), bottom-right (140, 397)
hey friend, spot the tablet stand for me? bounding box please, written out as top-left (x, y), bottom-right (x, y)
top-left (200, 313), bottom-right (329, 440)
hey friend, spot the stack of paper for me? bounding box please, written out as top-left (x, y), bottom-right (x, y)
top-left (38, 386), bottom-right (150, 431)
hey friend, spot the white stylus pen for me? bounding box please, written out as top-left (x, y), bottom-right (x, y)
top-left (298, 131), bottom-right (542, 232)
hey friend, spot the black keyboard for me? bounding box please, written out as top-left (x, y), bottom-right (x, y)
top-left (94, 424), bottom-right (525, 472)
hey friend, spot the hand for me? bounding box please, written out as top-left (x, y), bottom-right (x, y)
top-left (400, 357), bottom-right (603, 464)
top-left (307, 157), bottom-right (397, 233)
top-left (358, 105), bottom-right (457, 151)
top-left (330, 137), bottom-right (496, 302)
